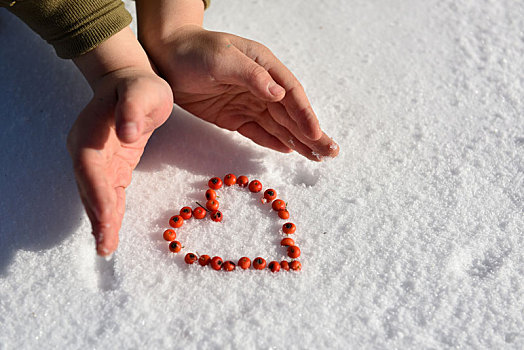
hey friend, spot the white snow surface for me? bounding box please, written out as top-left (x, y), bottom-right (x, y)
top-left (1, 0), bottom-right (523, 348)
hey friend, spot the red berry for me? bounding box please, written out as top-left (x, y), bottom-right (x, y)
top-left (205, 189), bottom-right (216, 201)
top-left (211, 211), bottom-right (223, 222)
top-left (280, 261), bottom-right (290, 271)
top-left (180, 207), bottom-right (192, 220)
top-left (206, 199), bottom-right (219, 211)
top-left (168, 241), bottom-right (182, 253)
top-left (199, 255), bottom-right (211, 266)
top-left (169, 215), bottom-right (184, 228)
top-left (263, 189), bottom-right (277, 201)
top-left (208, 177), bottom-right (223, 190)
top-left (290, 260), bottom-right (302, 271)
top-left (248, 180), bottom-right (262, 193)
top-left (224, 174), bottom-right (237, 186)
top-left (253, 257), bottom-right (266, 270)
top-left (222, 261), bottom-right (236, 271)
top-left (237, 176), bottom-right (249, 187)
top-left (278, 209), bottom-right (290, 220)
top-left (282, 222), bottom-right (296, 234)
top-left (211, 256), bottom-right (223, 270)
top-left (238, 257), bottom-right (251, 269)
top-left (287, 246), bottom-right (301, 259)
top-left (163, 229), bottom-right (176, 241)
top-left (272, 199), bottom-right (286, 211)
top-left (280, 238), bottom-right (295, 246)
top-left (185, 253), bottom-right (198, 264)
top-left (193, 207), bottom-right (206, 219)
top-left (268, 261), bottom-right (281, 272)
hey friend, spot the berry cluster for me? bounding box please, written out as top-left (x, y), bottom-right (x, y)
top-left (162, 174), bottom-right (302, 272)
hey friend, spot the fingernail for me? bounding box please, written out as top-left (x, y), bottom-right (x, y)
top-left (329, 142), bottom-right (339, 151)
top-left (120, 122), bottom-right (138, 139)
top-left (97, 245), bottom-right (112, 257)
top-left (96, 232), bottom-right (104, 244)
top-left (268, 82), bottom-right (285, 96)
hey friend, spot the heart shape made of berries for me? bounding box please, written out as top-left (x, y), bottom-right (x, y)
top-left (162, 174), bottom-right (302, 272)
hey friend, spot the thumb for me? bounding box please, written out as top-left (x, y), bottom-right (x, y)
top-left (114, 95), bottom-right (144, 144)
top-left (114, 79), bottom-right (173, 144)
top-left (215, 46), bottom-right (286, 101)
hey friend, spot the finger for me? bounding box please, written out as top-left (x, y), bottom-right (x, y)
top-left (268, 102), bottom-right (339, 159)
top-left (99, 186), bottom-right (126, 254)
top-left (73, 149), bottom-right (120, 256)
top-left (237, 121), bottom-right (293, 153)
top-left (281, 84), bottom-right (323, 141)
top-left (254, 111), bottom-right (326, 161)
top-left (115, 78), bottom-right (173, 144)
top-left (213, 45), bottom-right (285, 102)
top-left (231, 38), bottom-right (322, 140)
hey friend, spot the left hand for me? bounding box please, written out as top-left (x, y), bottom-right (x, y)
top-left (143, 25), bottom-right (339, 161)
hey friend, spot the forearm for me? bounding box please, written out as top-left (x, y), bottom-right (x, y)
top-left (73, 27), bottom-right (154, 89)
top-left (135, 0), bottom-right (205, 45)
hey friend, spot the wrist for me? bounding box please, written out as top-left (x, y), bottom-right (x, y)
top-left (73, 27), bottom-right (154, 89)
top-left (136, 0), bottom-right (204, 47)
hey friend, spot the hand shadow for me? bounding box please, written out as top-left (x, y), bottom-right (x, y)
top-left (137, 105), bottom-right (267, 178)
top-left (0, 10), bottom-right (91, 276)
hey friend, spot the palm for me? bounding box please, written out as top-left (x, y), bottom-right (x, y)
top-left (176, 86), bottom-right (266, 131)
top-left (69, 103), bottom-right (153, 252)
top-left (94, 126), bottom-right (150, 190)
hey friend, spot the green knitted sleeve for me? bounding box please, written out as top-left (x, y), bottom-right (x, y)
top-left (2, 0), bottom-right (132, 59)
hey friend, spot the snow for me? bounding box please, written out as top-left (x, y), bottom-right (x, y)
top-left (1, 0), bottom-right (523, 348)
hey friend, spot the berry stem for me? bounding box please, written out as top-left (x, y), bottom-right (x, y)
top-left (196, 201), bottom-right (211, 212)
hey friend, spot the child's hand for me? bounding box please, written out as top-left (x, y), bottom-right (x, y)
top-left (69, 28), bottom-right (173, 255)
top-left (139, 16), bottom-right (339, 160)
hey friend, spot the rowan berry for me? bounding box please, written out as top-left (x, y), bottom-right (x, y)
top-left (282, 222), bottom-right (296, 234)
top-left (211, 210), bottom-right (223, 222)
top-left (278, 209), bottom-right (290, 220)
top-left (163, 229), bottom-right (176, 241)
top-left (222, 261), bottom-right (236, 271)
top-left (287, 246), bottom-right (301, 259)
top-left (248, 180), bottom-right (262, 193)
top-left (206, 199), bottom-right (219, 211)
top-left (169, 215), bottom-right (184, 228)
top-left (280, 261), bottom-right (290, 271)
top-left (253, 257), bottom-right (267, 270)
top-left (199, 255), bottom-right (211, 266)
top-left (290, 260), bottom-right (302, 271)
top-left (205, 189), bottom-right (216, 201)
top-left (193, 207), bottom-right (206, 219)
top-left (268, 261), bottom-right (281, 272)
top-left (210, 256), bottom-right (223, 270)
top-left (185, 253), bottom-right (198, 264)
top-left (237, 175), bottom-right (249, 187)
top-left (280, 238), bottom-right (295, 246)
top-left (208, 177), bottom-right (223, 190)
top-left (263, 189), bottom-right (277, 201)
top-left (180, 207), bottom-right (192, 220)
top-left (238, 257), bottom-right (251, 269)
top-left (272, 199), bottom-right (286, 211)
top-left (224, 173), bottom-right (237, 186)
top-left (168, 241), bottom-right (182, 253)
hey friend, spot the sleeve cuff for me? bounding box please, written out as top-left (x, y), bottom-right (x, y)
top-left (7, 0), bottom-right (132, 59)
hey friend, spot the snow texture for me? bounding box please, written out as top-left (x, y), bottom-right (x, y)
top-left (1, 0), bottom-right (523, 348)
